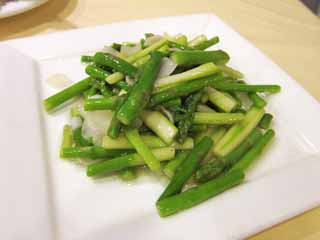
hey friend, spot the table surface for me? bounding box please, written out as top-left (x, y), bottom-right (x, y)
top-left (1, 0), bottom-right (320, 239)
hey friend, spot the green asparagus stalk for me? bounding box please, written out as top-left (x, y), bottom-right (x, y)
top-left (125, 128), bottom-right (161, 171)
top-left (193, 36), bottom-right (219, 50)
top-left (201, 93), bottom-right (209, 103)
top-left (258, 113), bottom-right (273, 129)
top-left (211, 82), bottom-right (281, 93)
top-left (195, 128), bottom-right (262, 183)
top-left (83, 86), bottom-right (98, 99)
top-left (103, 134), bottom-right (193, 150)
top-left (107, 96), bottom-right (125, 139)
top-left (196, 104), bottom-right (216, 112)
top-left (155, 62), bottom-right (219, 88)
top-left (81, 55), bottom-right (94, 63)
top-left (158, 136), bottom-right (213, 200)
top-left (213, 107), bottom-right (265, 157)
top-left (218, 65), bottom-right (244, 79)
top-left (86, 147), bottom-right (175, 176)
top-left (83, 96), bottom-right (119, 111)
top-left (171, 50), bottom-right (230, 66)
top-left (177, 91), bottom-right (203, 142)
top-left (140, 111), bottom-right (178, 144)
top-left (162, 98), bottom-right (182, 109)
top-left (193, 112), bottom-right (244, 125)
top-left (105, 38), bottom-right (168, 84)
top-left (189, 124), bottom-right (208, 133)
top-left (85, 65), bottom-right (110, 80)
top-left (60, 125), bottom-right (74, 158)
top-left (206, 87), bottom-right (238, 112)
top-left (168, 41), bottom-right (194, 50)
top-left (230, 129), bottom-right (275, 172)
top-left (44, 77), bottom-right (92, 112)
top-left (114, 81), bottom-right (131, 91)
top-left (188, 34), bottom-right (207, 47)
top-left (93, 52), bottom-right (138, 78)
top-left (248, 92), bottom-right (267, 108)
top-left (163, 151), bottom-right (189, 178)
top-left (156, 170), bottom-right (244, 217)
top-left (150, 74), bottom-right (225, 107)
top-left (73, 127), bottom-right (93, 147)
top-left (62, 146), bottom-right (132, 159)
top-left (116, 52), bottom-right (163, 125)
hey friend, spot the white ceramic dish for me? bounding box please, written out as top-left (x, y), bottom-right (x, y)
top-left (1, 14), bottom-right (320, 240)
top-left (0, 0), bottom-right (48, 19)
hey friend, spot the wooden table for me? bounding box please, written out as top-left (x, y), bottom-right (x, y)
top-left (1, 0), bottom-right (319, 239)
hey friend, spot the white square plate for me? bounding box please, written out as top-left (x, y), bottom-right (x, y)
top-left (1, 14), bottom-right (320, 240)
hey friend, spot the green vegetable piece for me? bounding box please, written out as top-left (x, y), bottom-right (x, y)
top-left (230, 129), bottom-right (275, 172)
top-left (258, 113), bottom-right (273, 129)
top-left (188, 34), bottom-right (207, 47)
top-left (118, 168), bottom-right (137, 181)
top-left (206, 87), bottom-right (238, 112)
top-left (116, 52), bottom-right (163, 125)
top-left (60, 125), bottom-right (74, 158)
top-left (62, 146), bottom-right (132, 159)
top-left (194, 36), bottom-right (219, 50)
top-left (211, 82), bottom-right (281, 93)
top-left (218, 65), bottom-right (244, 79)
top-left (163, 151), bottom-right (189, 178)
top-left (193, 112), bottom-right (244, 125)
top-left (94, 52), bottom-right (138, 78)
top-left (171, 50), bottom-right (230, 66)
top-left (125, 128), bottom-right (161, 171)
top-left (248, 92), bottom-right (267, 108)
top-left (73, 127), bottom-right (93, 147)
top-left (158, 136), bottom-right (213, 200)
top-left (84, 96), bottom-right (119, 111)
top-left (86, 147), bottom-right (175, 176)
top-left (156, 170), bottom-right (244, 217)
top-left (85, 65), bottom-right (110, 80)
top-left (81, 55), bottom-right (94, 63)
top-left (44, 77), bottom-right (92, 112)
top-left (213, 107), bottom-right (265, 157)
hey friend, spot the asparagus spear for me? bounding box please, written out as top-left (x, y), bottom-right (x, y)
top-left (193, 112), bottom-right (244, 125)
top-left (84, 96), bottom-right (119, 111)
top-left (193, 36), bottom-right (219, 50)
top-left (177, 91), bottom-right (203, 142)
top-left (140, 111), bottom-right (178, 144)
top-left (196, 104), bottom-right (216, 112)
top-left (103, 134), bottom-right (193, 150)
top-left (248, 92), bottom-right (267, 108)
top-left (94, 52), bottom-right (138, 78)
top-left (44, 77), bottom-right (92, 112)
top-left (158, 136), bottom-right (213, 200)
top-left (162, 98), bottom-right (182, 109)
top-left (83, 86), bottom-right (98, 99)
top-left (213, 107), bottom-right (265, 157)
top-left (81, 55), bottom-right (94, 63)
top-left (85, 64), bottom-right (110, 80)
top-left (125, 128), bottom-right (161, 171)
top-left (114, 81), bottom-right (131, 91)
top-left (171, 50), bottom-right (230, 66)
top-left (106, 38), bottom-right (168, 84)
top-left (206, 87), bottom-right (238, 112)
top-left (258, 113), bottom-right (273, 129)
top-left (189, 124), bottom-right (208, 133)
top-left (107, 96), bottom-right (125, 139)
top-left (211, 82), bottom-right (281, 93)
top-left (116, 52), bottom-right (163, 125)
top-left (163, 151), bottom-right (189, 178)
top-left (188, 34), bottom-right (207, 47)
top-left (150, 74), bottom-right (225, 107)
top-left (155, 62), bottom-right (219, 88)
top-left (195, 128), bottom-right (262, 183)
top-left (62, 146), bottom-right (132, 159)
top-left (156, 170), bottom-right (244, 217)
top-left (86, 147), bottom-right (175, 176)
top-left (218, 65), bottom-right (244, 79)
top-left (230, 129), bottom-right (275, 172)
top-left (73, 127), bottom-right (93, 147)
top-left (168, 41), bottom-right (194, 50)
top-left (60, 125), bottom-right (74, 158)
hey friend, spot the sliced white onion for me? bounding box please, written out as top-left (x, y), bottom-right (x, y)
top-left (70, 116), bottom-right (82, 130)
top-left (46, 73), bottom-right (73, 90)
top-left (156, 57), bottom-right (177, 80)
top-left (159, 106), bottom-right (174, 123)
top-left (118, 89), bottom-right (127, 96)
top-left (82, 110), bottom-right (113, 146)
top-left (145, 35), bottom-right (163, 46)
top-left (120, 44), bottom-right (141, 57)
top-left (102, 46), bottom-right (121, 56)
top-left (88, 94), bottom-right (104, 99)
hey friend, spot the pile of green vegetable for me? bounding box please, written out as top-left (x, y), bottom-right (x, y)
top-left (43, 33), bottom-right (280, 217)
